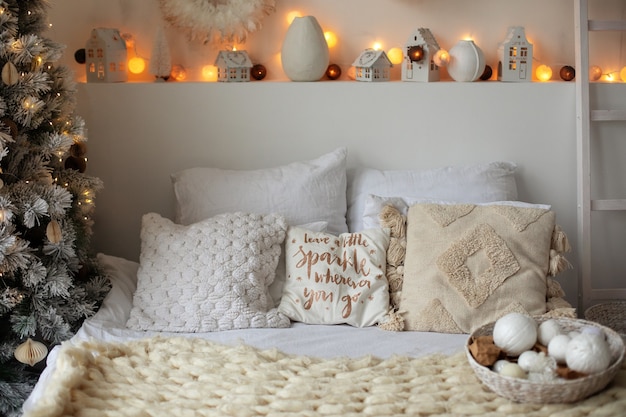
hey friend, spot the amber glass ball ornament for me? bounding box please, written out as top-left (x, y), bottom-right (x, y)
top-left (325, 64), bottom-right (341, 80)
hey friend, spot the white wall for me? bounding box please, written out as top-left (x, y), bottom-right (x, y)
top-left (46, 1), bottom-right (626, 310)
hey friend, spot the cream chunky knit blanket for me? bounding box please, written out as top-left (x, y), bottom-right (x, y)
top-left (25, 336), bottom-right (626, 417)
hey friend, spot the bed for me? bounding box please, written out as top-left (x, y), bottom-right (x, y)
top-left (21, 148), bottom-right (625, 416)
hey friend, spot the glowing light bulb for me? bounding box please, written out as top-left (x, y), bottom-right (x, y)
top-left (387, 47), bottom-right (403, 65)
top-left (372, 42), bottom-right (382, 51)
top-left (324, 31), bottom-right (338, 48)
top-left (286, 11), bottom-right (302, 25)
top-left (128, 56), bottom-right (146, 74)
top-left (589, 65), bottom-right (602, 81)
top-left (536, 64), bottom-right (552, 82)
top-left (433, 49), bottom-right (450, 67)
top-left (202, 65), bottom-right (218, 81)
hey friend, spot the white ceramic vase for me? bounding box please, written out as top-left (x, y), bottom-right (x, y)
top-left (281, 16), bottom-right (329, 82)
top-left (447, 40), bottom-right (486, 82)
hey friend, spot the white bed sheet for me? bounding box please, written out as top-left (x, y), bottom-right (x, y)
top-left (23, 253), bottom-right (468, 412)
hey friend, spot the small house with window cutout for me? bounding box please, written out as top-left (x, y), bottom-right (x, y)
top-left (497, 26), bottom-right (533, 82)
top-left (401, 28), bottom-right (440, 82)
top-left (85, 28), bottom-right (127, 83)
top-left (215, 50), bottom-right (253, 82)
top-left (352, 49), bottom-right (392, 82)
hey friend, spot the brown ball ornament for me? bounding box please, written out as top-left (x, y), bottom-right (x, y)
top-left (251, 64), bottom-right (266, 80)
top-left (479, 65), bottom-right (493, 81)
top-left (560, 65), bottom-right (575, 81)
top-left (325, 64), bottom-right (341, 80)
top-left (69, 142), bottom-right (87, 158)
top-left (65, 156), bottom-right (87, 173)
top-left (407, 45), bottom-right (424, 62)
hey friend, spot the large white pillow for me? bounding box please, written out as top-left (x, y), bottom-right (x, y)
top-left (126, 212), bottom-right (291, 332)
top-left (171, 148), bottom-right (348, 235)
top-left (346, 161), bottom-right (518, 232)
top-left (278, 226), bottom-right (390, 327)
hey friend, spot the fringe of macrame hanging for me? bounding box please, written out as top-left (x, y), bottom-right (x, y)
top-left (378, 308), bottom-right (405, 332)
top-left (159, 0), bottom-right (276, 44)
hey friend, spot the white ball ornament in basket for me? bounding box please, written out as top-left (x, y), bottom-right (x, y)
top-left (467, 316), bottom-right (625, 403)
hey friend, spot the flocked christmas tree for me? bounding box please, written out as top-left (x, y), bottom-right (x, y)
top-left (0, 1), bottom-right (110, 415)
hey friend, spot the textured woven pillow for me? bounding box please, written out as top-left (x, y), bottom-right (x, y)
top-left (400, 203), bottom-right (555, 334)
top-left (278, 227), bottom-right (390, 327)
top-left (127, 212), bottom-right (290, 332)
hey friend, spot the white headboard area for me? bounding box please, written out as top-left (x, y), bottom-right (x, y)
top-left (77, 81), bottom-right (584, 303)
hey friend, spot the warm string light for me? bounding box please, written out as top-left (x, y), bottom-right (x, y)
top-left (123, 33), bottom-right (147, 75)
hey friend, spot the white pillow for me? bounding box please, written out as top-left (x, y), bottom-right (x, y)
top-left (127, 212), bottom-right (291, 332)
top-left (172, 148), bottom-right (348, 235)
top-left (363, 195), bottom-right (550, 230)
top-left (346, 161), bottom-right (518, 232)
top-left (278, 226), bottom-right (390, 327)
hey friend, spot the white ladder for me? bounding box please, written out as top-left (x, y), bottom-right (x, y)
top-left (575, 0), bottom-right (626, 313)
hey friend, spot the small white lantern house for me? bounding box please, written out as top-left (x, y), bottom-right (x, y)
top-left (352, 49), bottom-right (392, 82)
top-left (215, 50), bottom-right (253, 82)
top-left (85, 28), bottom-right (127, 83)
top-left (401, 28), bottom-right (440, 82)
top-left (497, 27), bottom-right (533, 82)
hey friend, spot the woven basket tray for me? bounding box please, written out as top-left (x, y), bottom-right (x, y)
top-left (466, 317), bottom-right (625, 403)
top-left (585, 301), bottom-right (626, 338)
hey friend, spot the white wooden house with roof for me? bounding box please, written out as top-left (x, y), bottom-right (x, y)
top-left (214, 50), bottom-right (253, 82)
top-left (401, 28), bottom-right (440, 82)
top-left (497, 26), bottom-right (533, 82)
top-left (352, 49), bottom-right (392, 82)
top-left (85, 28), bottom-right (127, 83)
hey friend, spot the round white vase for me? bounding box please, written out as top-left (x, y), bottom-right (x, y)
top-left (281, 16), bottom-right (329, 82)
top-left (447, 40), bottom-right (486, 82)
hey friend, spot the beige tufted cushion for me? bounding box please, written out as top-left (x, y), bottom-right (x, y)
top-left (400, 203), bottom-right (555, 334)
top-left (126, 212), bottom-right (290, 332)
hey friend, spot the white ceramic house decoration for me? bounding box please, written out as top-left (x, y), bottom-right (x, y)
top-left (497, 26), bottom-right (533, 82)
top-left (401, 28), bottom-right (441, 82)
top-left (214, 50), bottom-right (253, 82)
top-left (85, 28), bottom-right (127, 83)
top-left (281, 16), bottom-right (329, 82)
top-left (352, 49), bottom-right (392, 82)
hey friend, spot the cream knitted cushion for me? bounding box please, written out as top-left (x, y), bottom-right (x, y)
top-left (127, 212), bottom-right (290, 332)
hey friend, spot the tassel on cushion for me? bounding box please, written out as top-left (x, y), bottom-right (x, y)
top-left (379, 205), bottom-right (406, 238)
top-left (549, 249), bottom-right (572, 276)
top-left (378, 308), bottom-right (405, 332)
top-left (386, 237), bottom-right (406, 267)
top-left (551, 224), bottom-right (571, 253)
top-left (546, 277), bottom-right (566, 298)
